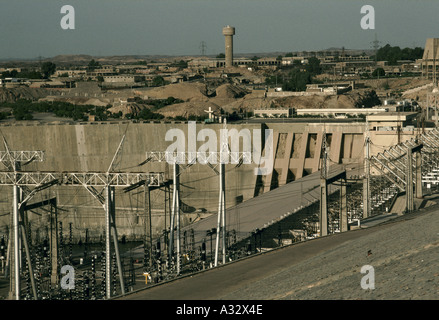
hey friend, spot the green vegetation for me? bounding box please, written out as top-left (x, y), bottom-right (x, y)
top-left (151, 76), bottom-right (168, 87)
top-left (1, 69), bottom-right (43, 79)
top-left (126, 109), bottom-right (164, 121)
top-left (355, 90), bottom-right (381, 108)
top-left (305, 57), bottom-right (322, 75)
top-left (0, 99), bottom-right (108, 121)
top-left (0, 96), bottom-right (186, 122)
top-left (265, 57), bottom-right (322, 91)
top-left (41, 62), bottom-right (56, 79)
top-left (372, 67), bottom-right (386, 78)
top-left (216, 53), bottom-right (225, 59)
top-left (173, 115), bottom-right (206, 122)
top-left (147, 96), bottom-right (183, 110)
top-left (1, 61), bottom-right (56, 80)
top-left (170, 60), bottom-right (188, 69)
top-left (376, 44), bottom-right (423, 65)
top-left (0, 111), bottom-right (8, 120)
top-left (87, 59), bottom-right (101, 71)
top-left (12, 105), bottom-right (34, 120)
top-left (128, 96), bottom-right (183, 110)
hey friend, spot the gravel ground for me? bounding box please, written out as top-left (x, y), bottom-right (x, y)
top-left (219, 205), bottom-right (439, 300)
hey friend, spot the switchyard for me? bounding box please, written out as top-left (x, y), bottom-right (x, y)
top-left (0, 118), bottom-right (439, 300)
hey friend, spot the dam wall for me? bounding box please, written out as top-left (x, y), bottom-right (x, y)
top-left (0, 120), bottom-right (419, 240)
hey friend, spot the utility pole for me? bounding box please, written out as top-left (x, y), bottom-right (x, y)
top-left (372, 33), bottom-right (380, 65)
top-left (144, 183), bottom-right (153, 269)
top-left (406, 147), bottom-right (414, 213)
top-left (319, 129), bottom-right (328, 236)
top-left (145, 134), bottom-right (250, 269)
top-left (363, 119), bottom-right (371, 218)
top-left (199, 41), bottom-right (207, 56)
top-left (215, 120), bottom-right (227, 267)
top-left (0, 142), bottom-right (44, 300)
top-left (170, 162), bottom-right (181, 274)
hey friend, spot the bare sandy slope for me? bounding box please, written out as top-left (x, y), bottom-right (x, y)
top-left (220, 204), bottom-right (439, 300)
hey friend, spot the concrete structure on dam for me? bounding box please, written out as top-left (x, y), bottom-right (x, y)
top-left (0, 119), bottom-right (422, 242)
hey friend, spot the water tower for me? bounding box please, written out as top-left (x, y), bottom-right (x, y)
top-left (222, 25), bottom-right (235, 68)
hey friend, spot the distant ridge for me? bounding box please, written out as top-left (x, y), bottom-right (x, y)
top-left (0, 48), bottom-right (377, 64)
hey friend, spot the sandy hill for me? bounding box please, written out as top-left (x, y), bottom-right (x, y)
top-left (275, 93), bottom-right (359, 109)
top-left (108, 103), bottom-right (147, 117)
top-left (158, 101), bottom-right (221, 118)
top-left (215, 83), bottom-right (248, 99)
top-left (0, 87), bottom-right (49, 103)
top-left (140, 82), bottom-right (209, 102)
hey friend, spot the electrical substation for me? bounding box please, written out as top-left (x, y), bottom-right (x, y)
top-left (0, 116), bottom-right (438, 300)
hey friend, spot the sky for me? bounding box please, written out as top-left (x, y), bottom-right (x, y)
top-left (1, 0), bottom-right (439, 60)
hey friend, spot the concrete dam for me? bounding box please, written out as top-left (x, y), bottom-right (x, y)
top-left (0, 120), bottom-right (417, 241)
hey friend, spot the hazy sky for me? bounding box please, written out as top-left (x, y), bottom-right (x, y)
top-left (1, 0), bottom-right (438, 59)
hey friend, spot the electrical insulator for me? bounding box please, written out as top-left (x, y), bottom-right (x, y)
top-left (190, 229), bottom-right (195, 251)
top-left (201, 241), bottom-right (206, 262)
top-left (0, 236), bottom-right (5, 259)
top-left (42, 239), bottom-right (48, 258)
top-left (91, 255), bottom-right (97, 300)
top-left (130, 258), bottom-right (135, 286)
top-left (157, 259), bottom-right (162, 281)
top-left (183, 230), bottom-right (187, 254)
top-left (112, 253), bottom-right (117, 296)
top-left (100, 254), bottom-right (106, 298)
top-left (156, 239), bottom-right (161, 260)
top-left (69, 223), bottom-right (73, 259)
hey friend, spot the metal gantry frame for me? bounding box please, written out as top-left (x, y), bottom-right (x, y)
top-left (369, 137), bottom-right (423, 214)
top-left (364, 126), bottom-right (439, 217)
top-left (145, 149), bottom-right (251, 272)
top-left (0, 128), bottom-right (255, 298)
top-left (319, 129), bottom-right (348, 236)
top-left (319, 170), bottom-right (347, 236)
top-left (1, 166), bottom-right (164, 300)
top-left (0, 143), bottom-right (45, 300)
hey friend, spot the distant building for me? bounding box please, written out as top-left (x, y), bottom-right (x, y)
top-left (55, 69), bottom-right (87, 77)
top-left (103, 75), bottom-right (145, 83)
top-left (254, 108), bottom-right (292, 118)
top-left (281, 57), bottom-right (307, 66)
top-left (296, 108), bottom-right (387, 118)
top-left (0, 67), bottom-right (23, 73)
top-left (188, 57), bottom-right (281, 70)
top-left (421, 38), bottom-right (439, 81)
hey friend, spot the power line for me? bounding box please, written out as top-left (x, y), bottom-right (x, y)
top-left (199, 41), bottom-right (207, 56)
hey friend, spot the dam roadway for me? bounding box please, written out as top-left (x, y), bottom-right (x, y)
top-left (116, 201), bottom-right (439, 300)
